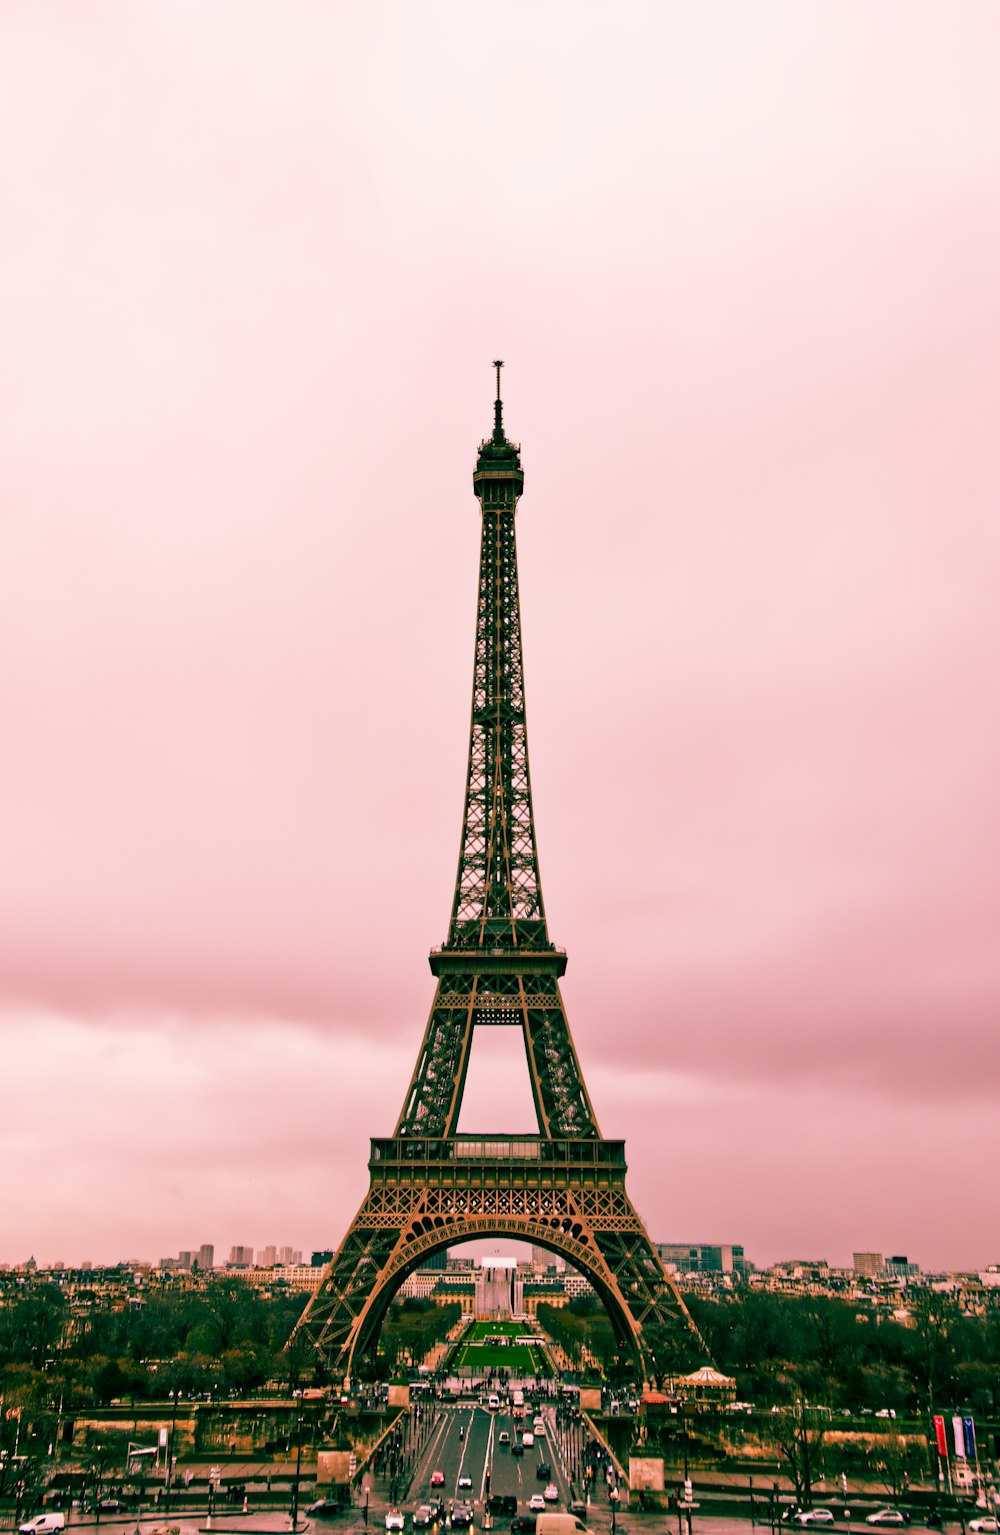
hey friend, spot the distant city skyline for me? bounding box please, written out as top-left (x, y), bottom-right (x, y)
top-left (3, 1235), bottom-right (996, 1277)
top-left (2, 6), bottom-right (999, 1272)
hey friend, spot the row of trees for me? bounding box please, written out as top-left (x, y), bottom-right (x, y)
top-left (0, 1282), bottom-right (462, 1417)
top-left (539, 1288), bottom-right (1000, 1418)
top-left (686, 1288), bottom-right (1000, 1415)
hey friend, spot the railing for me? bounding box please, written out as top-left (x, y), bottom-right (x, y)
top-left (370, 1137), bottom-right (626, 1168)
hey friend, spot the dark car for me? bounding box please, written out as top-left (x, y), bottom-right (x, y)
top-left (308, 1501), bottom-right (346, 1518)
top-left (569, 1502), bottom-right (587, 1519)
top-left (511, 1439), bottom-right (525, 1456)
top-left (536, 1463), bottom-right (552, 1481)
top-left (413, 1509), bottom-right (437, 1529)
top-left (451, 1506), bottom-right (474, 1530)
top-left (501, 1496), bottom-right (518, 1516)
top-left (511, 1520), bottom-right (537, 1535)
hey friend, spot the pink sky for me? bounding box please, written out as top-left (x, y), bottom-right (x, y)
top-left (2, 3), bottom-right (999, 1272)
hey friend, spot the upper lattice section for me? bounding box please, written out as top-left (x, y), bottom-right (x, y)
top-left (446, 370), bottom-right (551, 953)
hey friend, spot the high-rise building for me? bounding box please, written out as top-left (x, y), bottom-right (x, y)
top-left (228, 1245), bottom-right (254, 1266)
top-left (656, 1243), bottom-right (747, 1276)
top-left (178, 1251), bottom-right (193, 1268)
top-left (853, 1252), bottom-right (885, 1276)
top-left (258, 1245), bottom-right (277, 1267)
top-left (197, 1244), bottom-right (214, 1271)
top-left (310, 1251), bottom-right (334, 1268)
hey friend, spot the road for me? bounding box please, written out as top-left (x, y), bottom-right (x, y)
top-left (407, 1403), bottom-right (576, 1517)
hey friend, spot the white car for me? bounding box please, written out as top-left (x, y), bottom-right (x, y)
top-left (969, 1522), bottom-right (998, 1534)
top-left (386, 1511), bottom-right (405, 1532)
top-left (865, 1514), bottom-right (908, 1528)
top-left (458, 1476), bottom-right (472, 1491)
top-left (544, 1485), bottom-right (559, 1503)
top-left (793, 1514), bottom-right (836, 1527)
top-left (522, 1432), bottom-right (535, 1447)
top-left (529, 1495), bottom-right (546, 1513)
top-left (498, 1430), bottom-right (510, 1445)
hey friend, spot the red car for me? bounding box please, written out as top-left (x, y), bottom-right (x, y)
top-left (430, 1472), bottom-right (445, 1488)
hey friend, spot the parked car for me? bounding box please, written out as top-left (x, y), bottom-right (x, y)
top-left (865, 1513), bottom-right (909, 1527)
top-left (19, 1520), bottom-right (66, 1535)
top-left (307, 1501), bottom-right (346, 1518)
top-left (969, 1522), bottom-right (998, 1534)
top-left (529, 1495), bottom-right (546, 1513)
top-left (793, 1514), bottom-right (836, 1527)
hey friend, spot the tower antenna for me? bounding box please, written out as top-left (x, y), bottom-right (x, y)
top-left (492, 359), bottom-right (504, 438)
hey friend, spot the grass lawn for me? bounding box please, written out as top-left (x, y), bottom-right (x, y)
top-left (446, 1319), bottom-right (551, 1374)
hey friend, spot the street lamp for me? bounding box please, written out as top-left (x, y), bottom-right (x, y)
top-left (165, 1390), bottom-right (178, 1512)
top-left (290, 1414), bottom-right (304, 1531)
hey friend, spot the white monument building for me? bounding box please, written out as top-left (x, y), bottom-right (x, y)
top-left (475, 1256), bottom-right (524, 1317)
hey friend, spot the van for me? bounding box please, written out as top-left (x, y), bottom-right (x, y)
top-left (19, 1518), bottom-right (67, 1535)
top-left (535, 1516), bottom-right (591, 1535)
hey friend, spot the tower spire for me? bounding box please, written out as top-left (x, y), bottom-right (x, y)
top-left (493, 357), bottom-right (504, 440)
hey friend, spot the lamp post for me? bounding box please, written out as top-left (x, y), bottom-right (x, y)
top-left (290, 1414), bottom-right (304, 1531)
top-left (165, 1390), bottom-right (178, 1512)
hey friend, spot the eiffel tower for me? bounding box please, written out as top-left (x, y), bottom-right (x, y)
top-left (292, 363), bottom-right (708, 1384)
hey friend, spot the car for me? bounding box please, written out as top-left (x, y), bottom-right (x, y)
top-left (499, 1430), bottom-right (511, 1445)
top-left (544, 1485), bottom-right (559, 1503)
top-left (969, 1523), bottom-right (998, 1534)
top-left (501, 1496), bottom-right (518, 1516)
top-left (511, 1439), bottom-right (525, 1456)
top-left (523, 1432), bottom-right (535, 1447)
top-left (865, 1514), bottom-right (909, 1528)
top-left (533, 1419), bottom-right (546, 1436)
top-left (451, 1506), bottom-right (473, 1530)
top-left (510, 1520), bottom-right (536, 1535)
top-left (569, 1502), bottom-right (588, 1519)
top-left (458, 1476), bottom-right (473, 1491)
top-left (307, 1501), bottom-right (346, 1518)
top-left (386, 1512), bottom-right (405, 1532)
top-left (431, 1472), bottom-right (446, 1488)
top-left (529, 1495), bottom-right (546, 1513)
top-left (96, 1501), bottom-right (128, 1514)
top-left (412, 1509), bottom-right (436, 1529)
top-left (793, 1514), bottom-right (836, 1527)
top-left (536, 1462), bottom-right (552, 1480)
